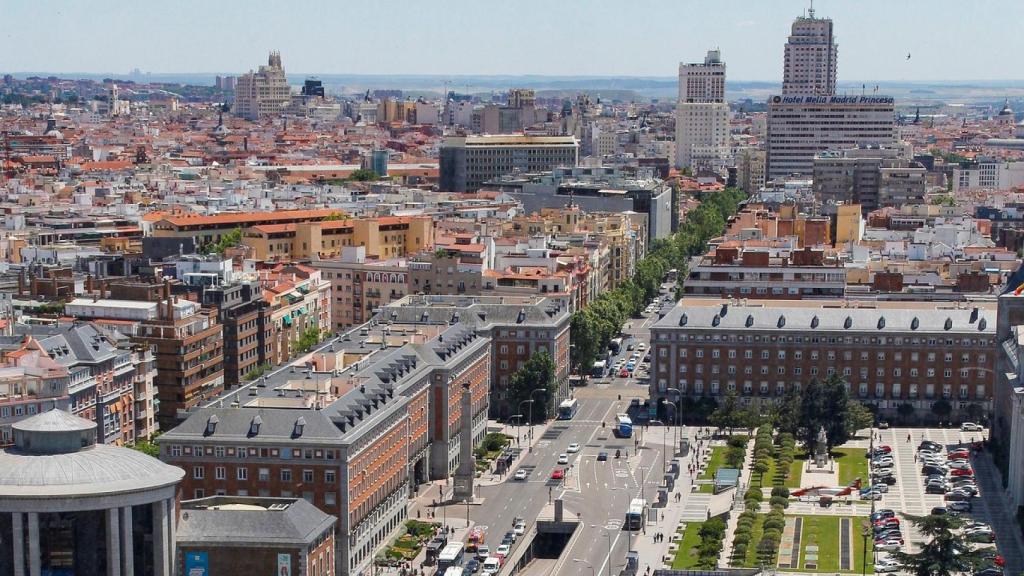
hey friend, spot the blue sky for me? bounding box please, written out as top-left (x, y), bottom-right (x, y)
top-left (2, 0), bottom-right (1021, 81)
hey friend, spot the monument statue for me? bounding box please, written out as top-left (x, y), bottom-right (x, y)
top-left (453, 382), bottom-right (476, 501)
top-left (813, 426), bottom-right (828, 467)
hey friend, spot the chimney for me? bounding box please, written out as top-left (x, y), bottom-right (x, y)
top-left (16, 271), bottom-right (23, 296)
top-left (85, 274), bottom-right (93, 293)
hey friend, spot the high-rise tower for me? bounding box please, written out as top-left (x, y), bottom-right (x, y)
top-left (782, 5), bottom-right (838, 95)
top-left (675, 49), bottom-right (729, 170)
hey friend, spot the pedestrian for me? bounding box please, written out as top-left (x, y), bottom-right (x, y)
top-left (907, 433), bottom-right (911, 443)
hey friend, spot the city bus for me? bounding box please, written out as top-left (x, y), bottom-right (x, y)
top-left (665, 268), bottom-right (679, 283)
top-left (625, 498), bottom-right (648, 531)
top-left (614, 414), bottom-right (633, 438)
top-left (437, 542), bottom-right (465, 571)
top-left (591, 360), bottom-right (607, 378)
top-left (609, 337), bottom-right (623, 355)
top-left (558, 398), bottom-right (580, 420)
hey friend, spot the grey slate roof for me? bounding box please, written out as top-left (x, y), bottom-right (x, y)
top-left (163, 408), bottom-right (343, 444)
top-left (655, 301), bottom-right (994, 335)
top-left (177, 497), bottom-right (336, 547)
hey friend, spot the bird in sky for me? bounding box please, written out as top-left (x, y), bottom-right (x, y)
top-left (907, 53), bottom-right (912, 60)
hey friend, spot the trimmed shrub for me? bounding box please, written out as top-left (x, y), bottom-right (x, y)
top-left (771, 487), bottom-right (790, 498)
top-left (733, 532), bottom-right (751, 546)
top-left (769, 496), bottom-right (790, 509)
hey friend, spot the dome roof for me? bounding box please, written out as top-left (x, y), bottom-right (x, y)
top-left (45, 129), bottom-right (64, 139)
top-left (999, 99), bottom-right (1014, 115)
top-left (0, 410), bottom-right (183, 498)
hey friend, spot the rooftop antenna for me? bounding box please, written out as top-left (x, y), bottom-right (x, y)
top-left (808, 0), bottom-right (815, 18)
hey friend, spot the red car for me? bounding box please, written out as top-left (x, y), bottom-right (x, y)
top-left (876, 445), bottom-right (893, 453)
top-left (550, 468), bottom-right (565, 480)
top-left (618, 368), bottom-right (629, 378)
top-left (950, 467), bottom-right (974, 477)
top-left (874, 518), bottom-right (900, 529)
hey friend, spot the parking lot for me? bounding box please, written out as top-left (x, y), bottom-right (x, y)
top-left (869, 426), bottom-right (1022, 574)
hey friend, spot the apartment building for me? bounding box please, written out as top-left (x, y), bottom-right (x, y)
top-left (159, 323), bottom-right (490, 576)
top-left (676, 50), bottom-right (730, 170)
top-left (766, 95), bottom-right (896, 180)
top-left (242, 216), bottom-right (434, 261)
top-left (684, 246), bottom-right (846, 299)
top-left (151, 209), bottom-right (341, 249)
top-left (0, 340), bottom-right (70, 446)
top-left (650, 298), bottom-right (996, 421)
top-left (439, 135), bottom-right (579, 192)
top-left (382, 294), bottom-right (572, 419)
top-left (258, 264), bottom-right (333, 366)
top-left (314, 247), bottom-right (410, 330)
top-left (813, 147), bottom-right (926, 212)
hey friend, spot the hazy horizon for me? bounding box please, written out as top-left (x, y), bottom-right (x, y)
top-left (3, 0), bottom-right (1023, 82)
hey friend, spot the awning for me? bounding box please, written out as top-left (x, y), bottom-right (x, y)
top-left (282, 316), bottom-right (292, 327)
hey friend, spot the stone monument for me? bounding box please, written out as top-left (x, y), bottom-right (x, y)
top-left (453, 382), bottom-right (476, 501)
top-left (813, 426), bottom-right (828, 468)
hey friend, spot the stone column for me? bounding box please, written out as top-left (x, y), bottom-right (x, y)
top-left (167, 498), bottom-right (176, 576)
top-left (106, 508), bottom-right (121, 576)
top-left (152, 500), bottom-right (169, 576)
top-left (121, 506), bottom-right (134, 576)
top-left (27, 512), bottom-right (40, 576)
top-left (11, 512), bottom-right (24, 576)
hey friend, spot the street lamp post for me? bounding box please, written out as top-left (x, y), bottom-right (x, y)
top-left (509, 413), bottom-right (523, 446)
top-left (530, 387), bottom-right (548, 430)
top-left (573, 558), bottom-right (596, 576)
top-left (860, 519), bottom-right (870, 576)
top-left (589, 525), bottom-right (613, 576)
top-left (667, 387), bottom-right (682, 454)
top-left (518, 400), bottom-right (534, 451)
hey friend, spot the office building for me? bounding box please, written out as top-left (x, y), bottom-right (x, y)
top-left (176, 496), bottom-right (336, 576)
top-left (234, 51), bottom-right (292, 120)
top-left (675, 50), bottom-right (730, 170)
top-left (782, 8), bottom-right (838, 96)
top-left (240, 215), bottom-right (434, 261)
top-left (953, 158), bottom-right (1024, 192)
top-left (735, 148), bottom-right (766, 195)
top-left (766, 95), bottom-right (896, 180)
top-left (0, 409), bottom-right (184, 576)
top-left (439, 135), bottom-right (579, 192)
top-left (301, 78), bottom-right (325, 98)
top-left (684, 246), bottom-right (846, 299)
top-left (159, 322), bottom-right (491, 576)
top-left (650, 298), bottom-right (995, 421)
top-left (813, 147), bottom-right (926, 212)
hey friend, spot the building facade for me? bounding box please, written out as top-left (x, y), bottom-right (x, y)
top-left (782, 9), bottom-right (838, 96)
top-left (676, 50), bottom-right (730, 170)
top-left (766, 95), bottom-right (896, 180)
top-left (234, 51), bottom-right (292, 120)
top-left (0, 410), bottom-right (184, 576)
top-left (813, 147), bottom-right (926, 212)
top-left (650, 299), bottom-right (995, 421)
top-left (439, 135), bottom-right (579, 192)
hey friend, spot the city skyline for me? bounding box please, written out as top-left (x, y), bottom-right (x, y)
top-left (2, 0), bottom-right (1024, 82)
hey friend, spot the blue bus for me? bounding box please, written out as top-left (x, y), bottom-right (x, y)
top-left (625, 498), bottom-right (648, 530)
top-left (558, 398), bottom-right (580, 420)
top-left (614, 414), bottom-right (633, 438)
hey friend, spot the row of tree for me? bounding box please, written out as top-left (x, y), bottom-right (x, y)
top-left (570, 188), bottom-right (748, 374)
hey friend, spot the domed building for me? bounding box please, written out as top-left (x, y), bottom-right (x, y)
top-left (0, 410), bottom-right (184, 576)
top-left (998, 98), bottom-right (1016, 126)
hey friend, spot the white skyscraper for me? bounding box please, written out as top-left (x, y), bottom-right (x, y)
top-left (675, 49), bottom-right (729, 170)
top-left (782, 7), bottom-right (838, 96)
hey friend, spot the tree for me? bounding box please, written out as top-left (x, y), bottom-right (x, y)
top-left (893, 514), bottom-right (983, 576)
top-left (772, 385), bottom-right (802, 436)
top-left (322, 211), bottom-right (349, 221)
top-left (798, 376), bottom-right (853, 450)
top-left (128, 440), bottom-right (160, 458)
top-left (347, 168), bottom-right (379, 182)
top-left (506, 350), bottom-right (558, 423)
top-left (753, 459), bottom-right (769, 482)
top-left (931, 399), bottom-right (953, 423)
top-left (845, 400), bottom-right (875, 437)
top-left (897, 402), bottom-right (916, 422)
top-left (710, 390), bottom-right (743, 433)
top-left (965, 403), bottom-right (984, 423)
top-left (203, 226), bottom-right (242, 255)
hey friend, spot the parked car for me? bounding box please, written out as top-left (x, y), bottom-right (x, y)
top-left (948, 450), bottom-right (971, 460)
top-left (513, 521), bottom-right (526, 536)
top-left (926, 484), bottom-right (949, 494)
top-left (974, 568), bottom-right (1004, 576)
top-left (966, 529), bottom-right (995, 543)
top-left (951, 468), bottom-right (974, 477)
top-left (948, 500), bottom-right (973, 512)
top-left (871, 510), bottom-right (896, 522)
top-left (495, 544), bottom-right (511, 557)
top-left (876, 539), bottom-right (904, 552)
top-left (873, 475), bottom-right (897, 485)
top-left (961, 422), bottom-right (984, 432)
top-left (482, 557), bottom-right (501, 575)
top-left (930, 507), bottom-right (949, 515)
top-left (476, 545), bottom-right (491, 560)
top-left (863, 489), bottom-right (884, 501)
top-left (465, 558), bottom-right (480, 573)
top-left (919, 440), bottom-right (943, 451)
top-left (875, 558), bottom-right (901, 573)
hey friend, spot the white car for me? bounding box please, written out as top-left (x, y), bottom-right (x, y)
top-left (513, 522), bottom-right (526, 536)
top-left (876, 539), bottom-right (903, 552)
top-left (495, 544), bottom-right (511, 557)
top-left (567, 443), bottom-right (580, 453)
top-left (863, 490), bottom-right (883, 501)
top-left (875, 559), bottom-right (900, 573)
top-left (961, 422), bottom-right (984, 432)
top-left (514, 469), bottom-right (528, 481)
top-left (558, 453), bottom-right (569, 465)
top-left (638, 342), bottom-right (646, 351)
top-left (949, 460), bottom-right (972, 470)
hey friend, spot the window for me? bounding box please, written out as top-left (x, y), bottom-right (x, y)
top-left (794, 351), bottom-right (802, 360)
top-left (777, 350), bottom-right (786, 360)
top-left (325, 470), bottom-right (336, 483)
top-left (811, 351), bottom-right (819, 361)
top-left (325, 492), bottom-right (336, 506)
top-left (910, 369), bottom-right (918, 377)
top-left (794, 367), bottom-right (802, 375)
top-left (237, 467), bottom-right (248, 481)
top-left (944, 353), bottom-right (953, 362)
top-left (194, 489), bottom-right (205, 499)
top-left (259, 468), bottom-right (270, 482)
top-left (215, 466), bottom-right (225, 480)
top-left (760, 350), bottom-right (770, 360)
top-left (875, 383), bottom-right (885, 398)
top-left (214, 446), bottom-right (225, 458)
top-left (695, 350), bottom-right (704, 359)
top-left (728, 350), bottom-right (736, 359)
top-left (171, 445), bottom-right (181, 457)
top-left (711, 349), bottom-right (720, 359)
top-left (193, 466), bottom-right (205, 480)
top-left (281, 469), bottom-right (292, 482)
top-left (303, 469), bottom-right (314, 483)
